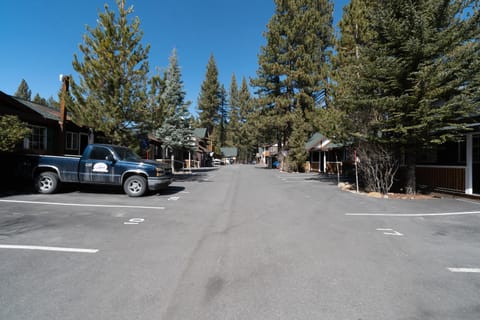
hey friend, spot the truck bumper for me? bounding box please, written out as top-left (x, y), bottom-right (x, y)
top-left (148, 176), bottom-right (173, 191)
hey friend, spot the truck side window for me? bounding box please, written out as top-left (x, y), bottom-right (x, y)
top-left (89, 147), bottom-right (112, 160)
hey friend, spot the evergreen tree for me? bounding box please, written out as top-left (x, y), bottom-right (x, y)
top-left (145, 73), bottom-right (165, 134)
top-left (337, 0), bottom-right (480, 193)
top-left (161, 49), bottom-right (189, 119)
top-left (238, 77), bottom-right (256, 163)
top-left (226, 74), bottom-right (240, 147)
top-left (32, 93), bottom-right (48, 106)
top-left (156, 106), bottom-right (193, 156)
top-left (288, 107), bottom-right (310, 171)
top-left (217, 85), bottom-right (229, 148)
top-left (0, 115), bottom-right (30, 151)
top-left (239, 77), bottom-right (253, 126)
top-left (70, 0), bottom-right (150, 147)
top-left (318, 0), bottom-right (374, 142)
top-left (47, 96), bottom-right (59, 110)
top-left (156, 49), bottom-right (193, 154)
top-left (197, 54), bottom-right (221, 136)
top-left (15, 79), bottom-right (31, 100)
top-left (251, 0), bottom-right (334, 169)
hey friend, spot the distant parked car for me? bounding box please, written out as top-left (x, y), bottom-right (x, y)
top-left (213, 159), bottom-right (223, 166)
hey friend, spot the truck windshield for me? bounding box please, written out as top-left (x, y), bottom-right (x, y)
top-left (112, 146), bottom-right (142, 162)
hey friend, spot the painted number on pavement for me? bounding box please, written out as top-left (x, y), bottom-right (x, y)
top-left (376, 228), bottom-right (403, 236)
top-left (124, 218), bottom-right (145, 225)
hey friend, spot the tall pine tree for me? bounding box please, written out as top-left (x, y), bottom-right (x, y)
top-left (71, 0), bottom-right (150, 147)
top-left (336, 0), bottom-right (480, 193)
top-left (32, 93), bottom-right (48, 106)
top-left (318, 0), bottom-right (374, 142)
top-left (210, 85), bottom-right (228, 154)
top-left (156, 49), bottom-right (193, 155)
top-left (15, 79), bottom-right (32, 100)
top-left (197, 54), bottom-right (221, 137)
top-left (252, 0), bottom-right (334, 170)
top-left (238, 77), bottom-right (256, 163)
top-left (226, 74), bottom-right (240, 148)
top-left (145, 73), bottom-right (165, 134)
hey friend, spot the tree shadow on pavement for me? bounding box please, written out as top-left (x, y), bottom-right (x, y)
top-left (304, 174), bottom-right (353, 186)
top-left (173, 172), bottom-right (213, 183)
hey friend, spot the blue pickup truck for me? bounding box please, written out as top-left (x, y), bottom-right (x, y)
top-left (5, 144), bottom-right (173, 197)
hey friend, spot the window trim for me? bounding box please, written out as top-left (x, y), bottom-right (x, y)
top-left (66, 131), bottom-right (79, 152)
top-left (24, 125), bottom-right (47, 152)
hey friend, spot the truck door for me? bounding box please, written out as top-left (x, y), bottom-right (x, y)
top-left (79, 146), bottom-right (118, 184)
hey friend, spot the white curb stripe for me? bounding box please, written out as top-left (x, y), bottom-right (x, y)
top-left (0, 244), bottom-right (98, 253)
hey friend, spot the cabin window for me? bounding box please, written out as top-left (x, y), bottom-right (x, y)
top-left (66, 132), bottom-right (79, 151)
top-left (24, 126), bottom-right (47, 151)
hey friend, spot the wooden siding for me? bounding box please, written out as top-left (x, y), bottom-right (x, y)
top-left (416, 166), bottom-right (465, 192)
top-left (310, 162), bottom-right (320, 172)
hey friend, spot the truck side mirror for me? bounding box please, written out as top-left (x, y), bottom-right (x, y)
top-left (106, 154), bottom-right (116, 163)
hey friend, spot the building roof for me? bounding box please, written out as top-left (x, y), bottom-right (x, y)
top-left (321, 141), bottom-right (345, 150)
top-left (11, 96), bottom-right (63, 121)
top-left (193, 128), bottom-right (207, 138)
top-left (221, 147), bottom-right (238, 157)
top-left (305, 132), bottom-right (326, 151)
top-left (305, 132), bottom-right (348, 151)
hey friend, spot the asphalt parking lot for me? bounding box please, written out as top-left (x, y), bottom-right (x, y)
top-left (0, 169), bottom-right (215, 254)
top-left (1, 166), bottom-right (480, 320)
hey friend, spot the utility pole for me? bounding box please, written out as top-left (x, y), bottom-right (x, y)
top-left (58, 75), bottom-right (70, 155)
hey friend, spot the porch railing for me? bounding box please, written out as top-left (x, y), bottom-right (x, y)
top-left (416, 165), bottom-right (465, 193)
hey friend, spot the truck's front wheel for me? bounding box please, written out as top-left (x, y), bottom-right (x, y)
top-left (34, 171), bottom-right (60, 194)
top-left (123, 175), bottom-right (147, 197)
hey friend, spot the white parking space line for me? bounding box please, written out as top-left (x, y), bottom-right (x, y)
top-left (0, 199), bottom-right (165, 210)
top-left (346, 211), bottom-right (480, 217)
top-left (448, 268), bottom-right (480, 273)
top-left (0, 244), bottom-right (98, 253)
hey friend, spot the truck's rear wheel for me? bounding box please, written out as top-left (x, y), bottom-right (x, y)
top-left (123, 175), bottom-right (147, 197)
top-left (34, 172), bottom-right (60, 194)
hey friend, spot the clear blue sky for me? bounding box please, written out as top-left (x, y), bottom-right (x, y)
top-left (0, 0), bottom-right (349, 114)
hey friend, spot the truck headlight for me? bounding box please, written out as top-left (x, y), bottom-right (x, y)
top-left (156, 167), bottom-right (164, 176)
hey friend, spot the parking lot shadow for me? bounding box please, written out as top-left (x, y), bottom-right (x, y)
top-left (173, 172), bottom-right (213, 183)
top-left (70, 184), bottom-right (186, 197)
top-left (0, 181), bottom-right (185, 198)
top-left (156, 185), bottom-right (185, 196)
top-left (0, 179), bottom-right (36, 197)
top-left (305, 173), bottom-right (354, 186)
